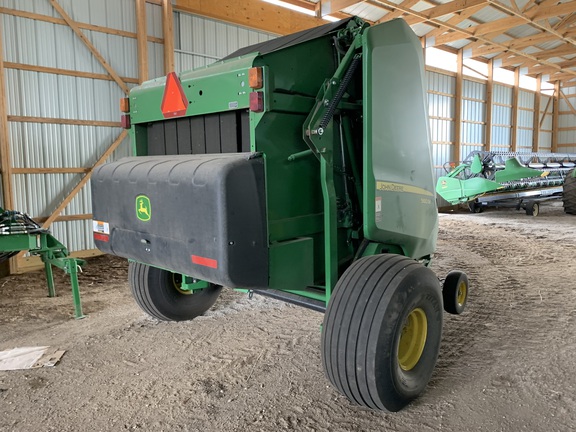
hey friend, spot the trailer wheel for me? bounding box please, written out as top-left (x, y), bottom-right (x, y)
top-left (468, 201), bottom-right (483, 213)
top-left (128, 262), bottom-right (222, 321)
top-left (321, 254), bottom-right (442, 412)
top-left (442, 271), bottom-right (468, 315)
top-left (525, 201), bottom-right (539, 217)
top-left (563, 170), bottom-right (576, 215)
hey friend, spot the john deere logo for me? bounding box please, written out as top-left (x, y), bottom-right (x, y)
top-left (136, 195), bottom-right (151, 221)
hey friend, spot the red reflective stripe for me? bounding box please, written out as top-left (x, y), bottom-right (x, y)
top-left (191, 255), bottom-right (218, 269)
top-left (94, 233), bottom-right (109, 242)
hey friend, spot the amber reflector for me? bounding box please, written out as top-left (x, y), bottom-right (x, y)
top-left (249, 67), bottom-right (263, 89)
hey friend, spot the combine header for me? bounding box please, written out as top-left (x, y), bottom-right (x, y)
top-left (91, 17), bottom-right (469, 411)
top-left (437, 151), bottom-right (576, 216)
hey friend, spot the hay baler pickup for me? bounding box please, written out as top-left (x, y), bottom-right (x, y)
top-left (436, 151), bottom-right (576, 215)
top-left (91, 18), bottom-right (469, 412)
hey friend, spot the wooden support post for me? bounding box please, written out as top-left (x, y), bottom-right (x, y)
top-left (136, 0), bottom-right (149, 83)
top-left (485, 59), bottom-right (493, 152)
top-left (510, 68), bottom-right (520, 152)
top-left (552, 81), bottom-right (560, 153)
top-left (454, 50), bottom-right (463, 163)
top-left (532, 75), bottom-right (541, 152)
top-left (163, 0), bottom-right (175, 74)
top-left (0, 19), bottom-right (13, 210)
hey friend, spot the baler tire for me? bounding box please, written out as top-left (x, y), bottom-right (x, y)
top-left (128, 262), bottom-right (222, 321)
top-left (321, 254), bottom-right (443, 412)
top-left (563, 170), bottom-right (576, 215)
top-left (442, 270), bottom-right (469, 315)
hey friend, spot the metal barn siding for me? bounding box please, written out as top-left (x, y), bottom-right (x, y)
top-left (516, 89), bottom-right (535, 153)
top-left (491, 84), bottom-right (513, 151)
top-left (427, 71), bottom-right (455, 207)
top-left (461, 79), bottom-right (486, 157)
top-left (1, 1), bottom-right (163, 270)
top-left (174, 11), bottom-right (276, 73)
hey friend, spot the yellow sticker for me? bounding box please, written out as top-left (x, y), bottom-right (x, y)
top-left (376, 181), bottom-right (434, 197)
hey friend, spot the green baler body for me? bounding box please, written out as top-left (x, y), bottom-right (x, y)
top-left (94, 18), bottom-right (437, 303)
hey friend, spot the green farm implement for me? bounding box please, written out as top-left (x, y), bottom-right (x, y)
top-left (437, 151), bottom-right (576, 216)
top-left (91, 17), bottom-right (468, 411)
top-left (0, 207), bottom-right (85, 318)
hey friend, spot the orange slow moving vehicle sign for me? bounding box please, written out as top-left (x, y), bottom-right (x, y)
top-left (161, 72), bottom-right (189, 118)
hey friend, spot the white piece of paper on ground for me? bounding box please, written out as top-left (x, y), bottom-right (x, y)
top-left (0, 346), bottom-right (65, 371)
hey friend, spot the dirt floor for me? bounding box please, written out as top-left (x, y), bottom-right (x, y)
top-left (1, 201), bottom-right (575, 431)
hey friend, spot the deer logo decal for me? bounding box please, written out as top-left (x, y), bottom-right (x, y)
top-left (136, 195), bottom-right (151, 221)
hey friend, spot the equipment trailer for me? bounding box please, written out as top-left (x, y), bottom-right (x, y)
top-left (91, 17), bottom-right (468, 412)
top-left (437, 151), bottom-right (576, 216)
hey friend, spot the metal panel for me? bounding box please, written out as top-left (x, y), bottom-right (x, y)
top-left (1, 1), bottom-right (156, 261)
top-left (174, 11), bottom-right (277, 73)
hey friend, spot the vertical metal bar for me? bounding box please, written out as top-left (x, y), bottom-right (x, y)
top-left (66, 259), bottom-right (85, 319)
top-left (45, 262), bottom-right (56, 297)
top-left (321, 157), bottom-right (338, 303)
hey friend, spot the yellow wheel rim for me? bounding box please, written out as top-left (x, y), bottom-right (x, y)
top-left (398, 308), bottom-right (428, 371)
top-left (457, 281), bottom-right (467, 306)
top-left (172, 274), bottom-right (192, 295)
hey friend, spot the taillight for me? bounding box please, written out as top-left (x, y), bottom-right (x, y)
top-left (249, 92), bottom-right (264, 112)
top-left (121, 114), bottom-right (131, 129)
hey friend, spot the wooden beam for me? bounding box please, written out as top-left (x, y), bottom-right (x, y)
top-left (32, 213), bottom-right (93, 223)
top-left (552, 81), bottom-right (559, 153)
top-left (431, 1), bottom-right (576, 46)
top-left (7, 116), bottom-right (121, 128)
top-left (0, 7), bottom-right (163, 44)
top-left (404, 0), bottom-right (488, 26)
top-left (454, 50), bottom-right (463, 162)
top-left (485, 59), bottom-right (493, 151)
top-left (12, 168), bottom-right (91, 174)
top-left (174, 0), bottom-right (326, 35)
top-left (510, 67), bottom-right (519, 152)
top-left (136, 0), bottom-right (149, 83)
top-left (425, 3), bottom-right (486, 40)
top-left (0, 19), bottom-right (13, 210)
top-left (163, 0), bottom-right (175, 74)
top-left (49, 0), bottom-right (130, 94)
top-left (3, 62), bottom-right (139, 84)
top-left (378, 0), bottom-right (419, 22)
top-left (320, 0), bottom-right (363, 16)
top-left (532, 76), bottom-right (541, 152)
top-left (40, 130), bottom-right (128, 229)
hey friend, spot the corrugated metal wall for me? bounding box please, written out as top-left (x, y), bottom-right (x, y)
top-left (461, 79), bottom-right (486, 155)
top-left (559, 85), bottom-right (576, 153)
top-left (174, 11), bottom-right (276, 72)
top-left (1, 0), bottom-right (162, 269)
top-left (427, 71), bottom-right (455, 182)
top-left (491, 84), bottom-right (513, 151)
top-left (517, 89), bottom-right (534, 152)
